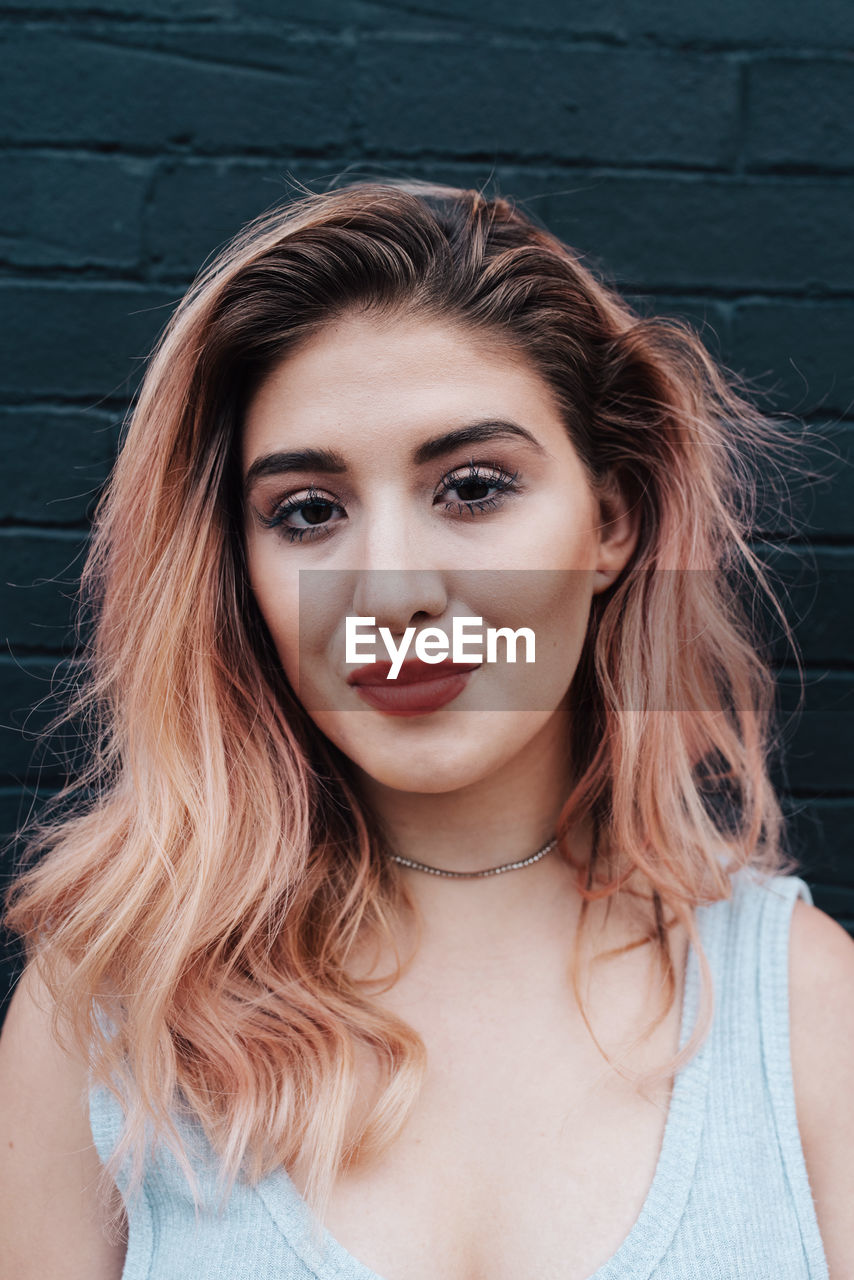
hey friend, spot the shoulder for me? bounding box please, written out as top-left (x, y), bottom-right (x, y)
top-left (0, 961), bottom-right (127, 1279)
top-left (788, 897), bottom-right (854, 1272)
top-left (0, 957), bottom-right (89, 1091)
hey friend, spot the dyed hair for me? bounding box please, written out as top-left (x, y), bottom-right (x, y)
top-left (4, 179), bottom-right (802, 1234)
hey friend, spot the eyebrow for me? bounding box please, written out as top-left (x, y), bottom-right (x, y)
top-left (242, 419), bottom-right (546, 496)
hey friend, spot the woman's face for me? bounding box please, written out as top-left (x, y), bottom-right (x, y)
top-left (241, 311), bottom-right (636, 794)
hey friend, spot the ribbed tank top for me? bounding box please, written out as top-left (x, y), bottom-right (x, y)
top-left (88, 869), bottom-right (830, 1279)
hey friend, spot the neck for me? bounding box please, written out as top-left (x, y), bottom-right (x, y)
top-left (349, 706), bottom-right (592, 947)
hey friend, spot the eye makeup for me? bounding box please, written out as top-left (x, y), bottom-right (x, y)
top-left (255, 458), bottom-right (524, 545)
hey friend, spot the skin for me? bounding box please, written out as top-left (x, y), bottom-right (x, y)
top-left (241, 310), bottom-right (637, 889)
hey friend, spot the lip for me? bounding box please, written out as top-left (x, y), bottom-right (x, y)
top-left (346, 659), bottom-right (481, 717)
top-left (347, 659), bottom-right (481, 687)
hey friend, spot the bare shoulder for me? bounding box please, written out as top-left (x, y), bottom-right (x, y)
top-left (789, 898), bottom-right (854, 1272)
top-left (0, 960), bottom-right (127, 1280)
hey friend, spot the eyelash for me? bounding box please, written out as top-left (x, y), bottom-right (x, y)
top-left (258, 459), bottom-right (522, 545)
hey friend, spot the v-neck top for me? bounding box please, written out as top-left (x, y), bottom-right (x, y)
top-left (88, 869), bottom-right (829, 1279)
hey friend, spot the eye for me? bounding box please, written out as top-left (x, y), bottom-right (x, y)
top-left (258, 485), bottom-right (345, 543)
top-left (435, 460), bottom-right (521, 517)
top-left (256, 460), bottom-right (523, 546)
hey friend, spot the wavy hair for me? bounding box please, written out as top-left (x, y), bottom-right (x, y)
top-left (3, 178), bottom-right (803, 1234)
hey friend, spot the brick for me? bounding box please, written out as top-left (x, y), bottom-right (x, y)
top-left (751, 422), bottom-right (854, 542)
top-left (235, 0), bottom-right (359, 21)
top-left (627, 294), bottom-right (731, 362)
top-left (625, 0), bottom-right (854, 48)
top-left (783, 423), bottom-right (854, 542)
top-left (143, 158), bottom-right (554, 276)
top-left (543, 175), bottom-right (854, 292)
top-left (154, 160), bottom-right (847, 299)
top-left (728, 301), bottom-right (854, 418)
top-left (0, 657), bottom-right (75, 780)
top-left (606, 0), bottom-right (854, 47)
top-left (785, 797), bottom-right (854, 886)
top-left (773, 672), bottom-right (854, 794)
top-left (0, 153), bottom-right (147, 270)
top-left (0, 407), bottom-right (120, 525)
top-left (0, 30), bottom-right (353, 152)
top-left (0, 530), bottom-right (91, 652)
top-left (746, 59), bottom-right (854, 172)
top-left (0, 0), bottom-right (229, 12)
top-left (758, 548), bottom-right (854, 667)
top-left (356, 41), bottom-right (738, 167)
top-left (144, 159), bottom-right (327, 277)
top-left (0, 786), bottom-right (55, 858)
top-left (0, 282), bottom-right (178, 399)
top-left (236, 0), bottom-right (854, 47)
top-left (742, 419), bottom-right (854, 540)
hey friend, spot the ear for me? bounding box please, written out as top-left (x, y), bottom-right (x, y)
top-left (592, 468), bottom-right (641, 594)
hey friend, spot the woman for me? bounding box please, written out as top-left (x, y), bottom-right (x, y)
top-left (0, 180), bottom-right (850, 1279)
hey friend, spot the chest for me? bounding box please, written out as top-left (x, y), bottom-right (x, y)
top-left (289, 940), bottom-right (688, 1280)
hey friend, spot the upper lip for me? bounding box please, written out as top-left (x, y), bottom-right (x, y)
top-left (347, 658), bottom-right (481, 687)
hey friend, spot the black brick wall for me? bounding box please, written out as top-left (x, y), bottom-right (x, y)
top-left (2, 2), bottom-right (853, 1012)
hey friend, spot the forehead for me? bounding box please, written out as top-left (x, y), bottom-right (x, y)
top-left (240, 312), bottom-right (567, 465)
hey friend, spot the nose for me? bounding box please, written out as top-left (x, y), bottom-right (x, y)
top-left (349, 497), bottom-right (449, 636)
top-left (351, 568), bottom-right (448, 638)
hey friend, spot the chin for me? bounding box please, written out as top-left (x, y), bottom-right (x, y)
top-left (324, 725), bottom-right (509, 795)
top-left (355, 758), bottom-right (495, 795)
top-left (308, 700), bottom-right (567, 794)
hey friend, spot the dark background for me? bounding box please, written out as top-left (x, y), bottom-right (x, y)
top-left (2, 1), bottom-right (853, 1017)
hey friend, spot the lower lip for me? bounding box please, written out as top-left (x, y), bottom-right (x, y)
top-left (351, 670), bottom-right (474, 716)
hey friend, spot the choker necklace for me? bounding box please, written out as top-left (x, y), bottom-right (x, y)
top-left (386, 834), bottom-right (558, 880)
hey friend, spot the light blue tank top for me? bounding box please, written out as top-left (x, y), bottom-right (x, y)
top-left (88, 869), bottom-right (830, 1278)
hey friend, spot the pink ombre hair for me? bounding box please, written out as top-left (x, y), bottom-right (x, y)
top-left (3, 179), bottom-right (802, 1231)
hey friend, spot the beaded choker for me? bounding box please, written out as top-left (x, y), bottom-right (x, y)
top-left (386, 834), bottom-right (558, 879)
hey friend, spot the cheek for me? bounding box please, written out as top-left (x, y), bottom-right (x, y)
top-left (532, 574), bottom-right (595, 682)
top-left (460, 568), bottom-right (594, 715)
top-left (548, 575), bottom-right (596, 681)
top-left (483, 567), bottom-right (594, 640)
top-left (246, 537), bottom-right (302, 677)
top-left (246, 537), bottom-right (349, 700)
top-left (526, 576), bottom-right (595, 712)
top-left (512, 479), bottom-right (602, 571)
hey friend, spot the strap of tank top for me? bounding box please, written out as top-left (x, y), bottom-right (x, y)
top-left (757, 873), bottom-right (829, 1278)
